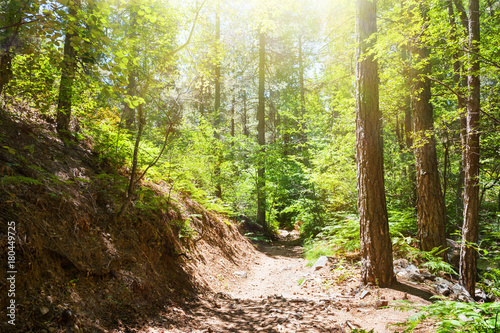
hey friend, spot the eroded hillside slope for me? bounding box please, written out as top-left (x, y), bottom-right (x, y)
top-left (0, 102), bottom-right (256, 332)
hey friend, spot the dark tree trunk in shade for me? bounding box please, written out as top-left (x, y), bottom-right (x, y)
top-left (242, 92), bottom-right (249, 137)
top-left (257, 31), bottom-right (266, 229)
top-left (447, 0), bottom-right (468, 227)
top-left (460, 0), bottom-right (480, 298)
top-left (410, 8), bottom-right (447, 258)
top-left (56, 30), bottom-right (77, 135)
top-left (401, 45), bottom-right (416, 206)
top-left (355, 0), bottom-right (394, 287)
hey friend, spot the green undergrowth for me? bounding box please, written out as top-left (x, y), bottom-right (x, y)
top-left (397, 299), bottom-right (500, 332)
top-left (303, 211), bottom-right (359, 262)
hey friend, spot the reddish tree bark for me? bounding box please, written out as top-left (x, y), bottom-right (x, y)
top-left (355, 0), bottom-right (394, 287)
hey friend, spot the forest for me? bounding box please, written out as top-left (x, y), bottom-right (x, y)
top-left (1, 0), bottom-right (500, 331)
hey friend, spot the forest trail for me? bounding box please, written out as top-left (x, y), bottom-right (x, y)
top-left (137, 233), bottom-right (433, 333)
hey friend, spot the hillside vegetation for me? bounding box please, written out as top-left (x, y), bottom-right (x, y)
top-left (0, 101), bottom-right (255, 332)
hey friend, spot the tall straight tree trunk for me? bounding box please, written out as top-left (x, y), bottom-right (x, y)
top-left (214, 4), bottom-right (222, 198)
top-left (411, 9), bottom-right (447, 257)
top-left (231, 96), bottom-right (235, 140)
top-left (56, 7), bottom-right (79, 135)
top-left (460, 0), bottom-right (480, 298)
top-left (56, 32), bottom-right (77, 135)
top-left (447, 0), bottom-right (468, 227)
top-left (257, 31), bottom-right (266, 229)
top-left (242, 92), bottom-right (249, 136)
top-left (56, 0), bottom-right (81, 135)
top-left (355, 0), bottom-right (394, 287)
top-left (402, 45), bottom-right (416, 206)
top-left (298, 35), bottom-right (309, 166)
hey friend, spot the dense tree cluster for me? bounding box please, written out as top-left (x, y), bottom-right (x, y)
top-left (1, 0), bottom-right (499, 295)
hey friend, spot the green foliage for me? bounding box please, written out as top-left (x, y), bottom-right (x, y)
top-left (419, 248), bottom-right (457, 276)
top-left (304, 240), bottom-right (336, 262)
top-left (304, 212), bottom-right (360, 261)
top-left (404, 301), bottom-right (500, 333)
top-left (7, 48), bottom-right (60, 112)
top-left (388, 208), bottom-right (418, 236)
top-left (1, 175), bottom-right (42, 186)
top-left (392, 233), bottom-right (457, 276)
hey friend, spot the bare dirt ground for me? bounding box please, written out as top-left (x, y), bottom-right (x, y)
top-left (133, 234), bottom-right (436, 333)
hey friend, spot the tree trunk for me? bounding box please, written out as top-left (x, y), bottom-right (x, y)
top-left (355, 0), bottom-right (394, 287)
top-left (123, 71), bottom-right (137, 129)
top-left (214, 4), bottom-right (222, 198)
top-left (411, 8), bottom-right (447, 257)
top-left (56, 1), bottom-right (81, 136)
top-left (446, 0), bottom-right (468, 227)
top-left (298, 35), bottom-right (309, 166)
top-left (231, 96), bottom-right (235, 140)
top-left (116, 104), bottom-right (145, 222)
top-left (242, 92), bottom-right (249, 136)
top-left (56, 31), bottom-right (77, 135)
top-left (257, 31), bottom-right (266, 229)
top-left (460, 0), bottom-right (480, 298)
top-left (402, 45), bottom-right (417, 206)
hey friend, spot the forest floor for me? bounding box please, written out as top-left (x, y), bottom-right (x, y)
top-left (130, 232), bottom-right (436, 333)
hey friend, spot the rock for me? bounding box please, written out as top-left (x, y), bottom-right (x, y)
top-left (397, 271), bottom-right (408, 278)
top-left (451, 283), bottom-right (475, 303)
top-left (48, 328), bottom-right (56, 333)
top-left (435, 283), bottom-right (451, 296)
top-left (474, 288), bottom-right (487, 302)
top-left (394, 258), bottom-right (410, 268)
top-left (311, 256), bottom-right (328, 271)
top-left (451, 283), bottom-right (466, 295)
top-left (419, 271), bottom-right (435, 281)
top-left (435, 277), bottom-right (453, 287)
top-left (359, 290), bottom-right (370, 299)
top-left (408, 273), bottom-right (425, 282)
top-left (40, 306), bottom-right (49, 315)
top-left (375, 299), bottom-right (388, 309)
top-left (405, 264), bottom-right (419, 273)
top-left (234, 271), bottom-right (248, 278)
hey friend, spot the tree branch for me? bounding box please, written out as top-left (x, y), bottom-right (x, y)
top-left (0, 19), bottom-right (38, 31)
top-left (135, 120), bottom-right (175, 185)
top-left (426, 76), bottom-right (463, 99)
top-left (166, 0), bottom-right (208, 57)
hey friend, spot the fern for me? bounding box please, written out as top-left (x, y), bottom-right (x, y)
top-left (404, 301), bottom-right (500, 333)
top-left (1, 175), bottom-right (42, 186)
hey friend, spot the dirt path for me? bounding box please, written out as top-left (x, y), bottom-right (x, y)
top-left (137, 237), bottom-right (435, 333)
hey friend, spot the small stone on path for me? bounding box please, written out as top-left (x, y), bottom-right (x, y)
top-left (311, 256), bottom-right (328, 271)
top-left (234, 271), bottom-right (248, 278)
